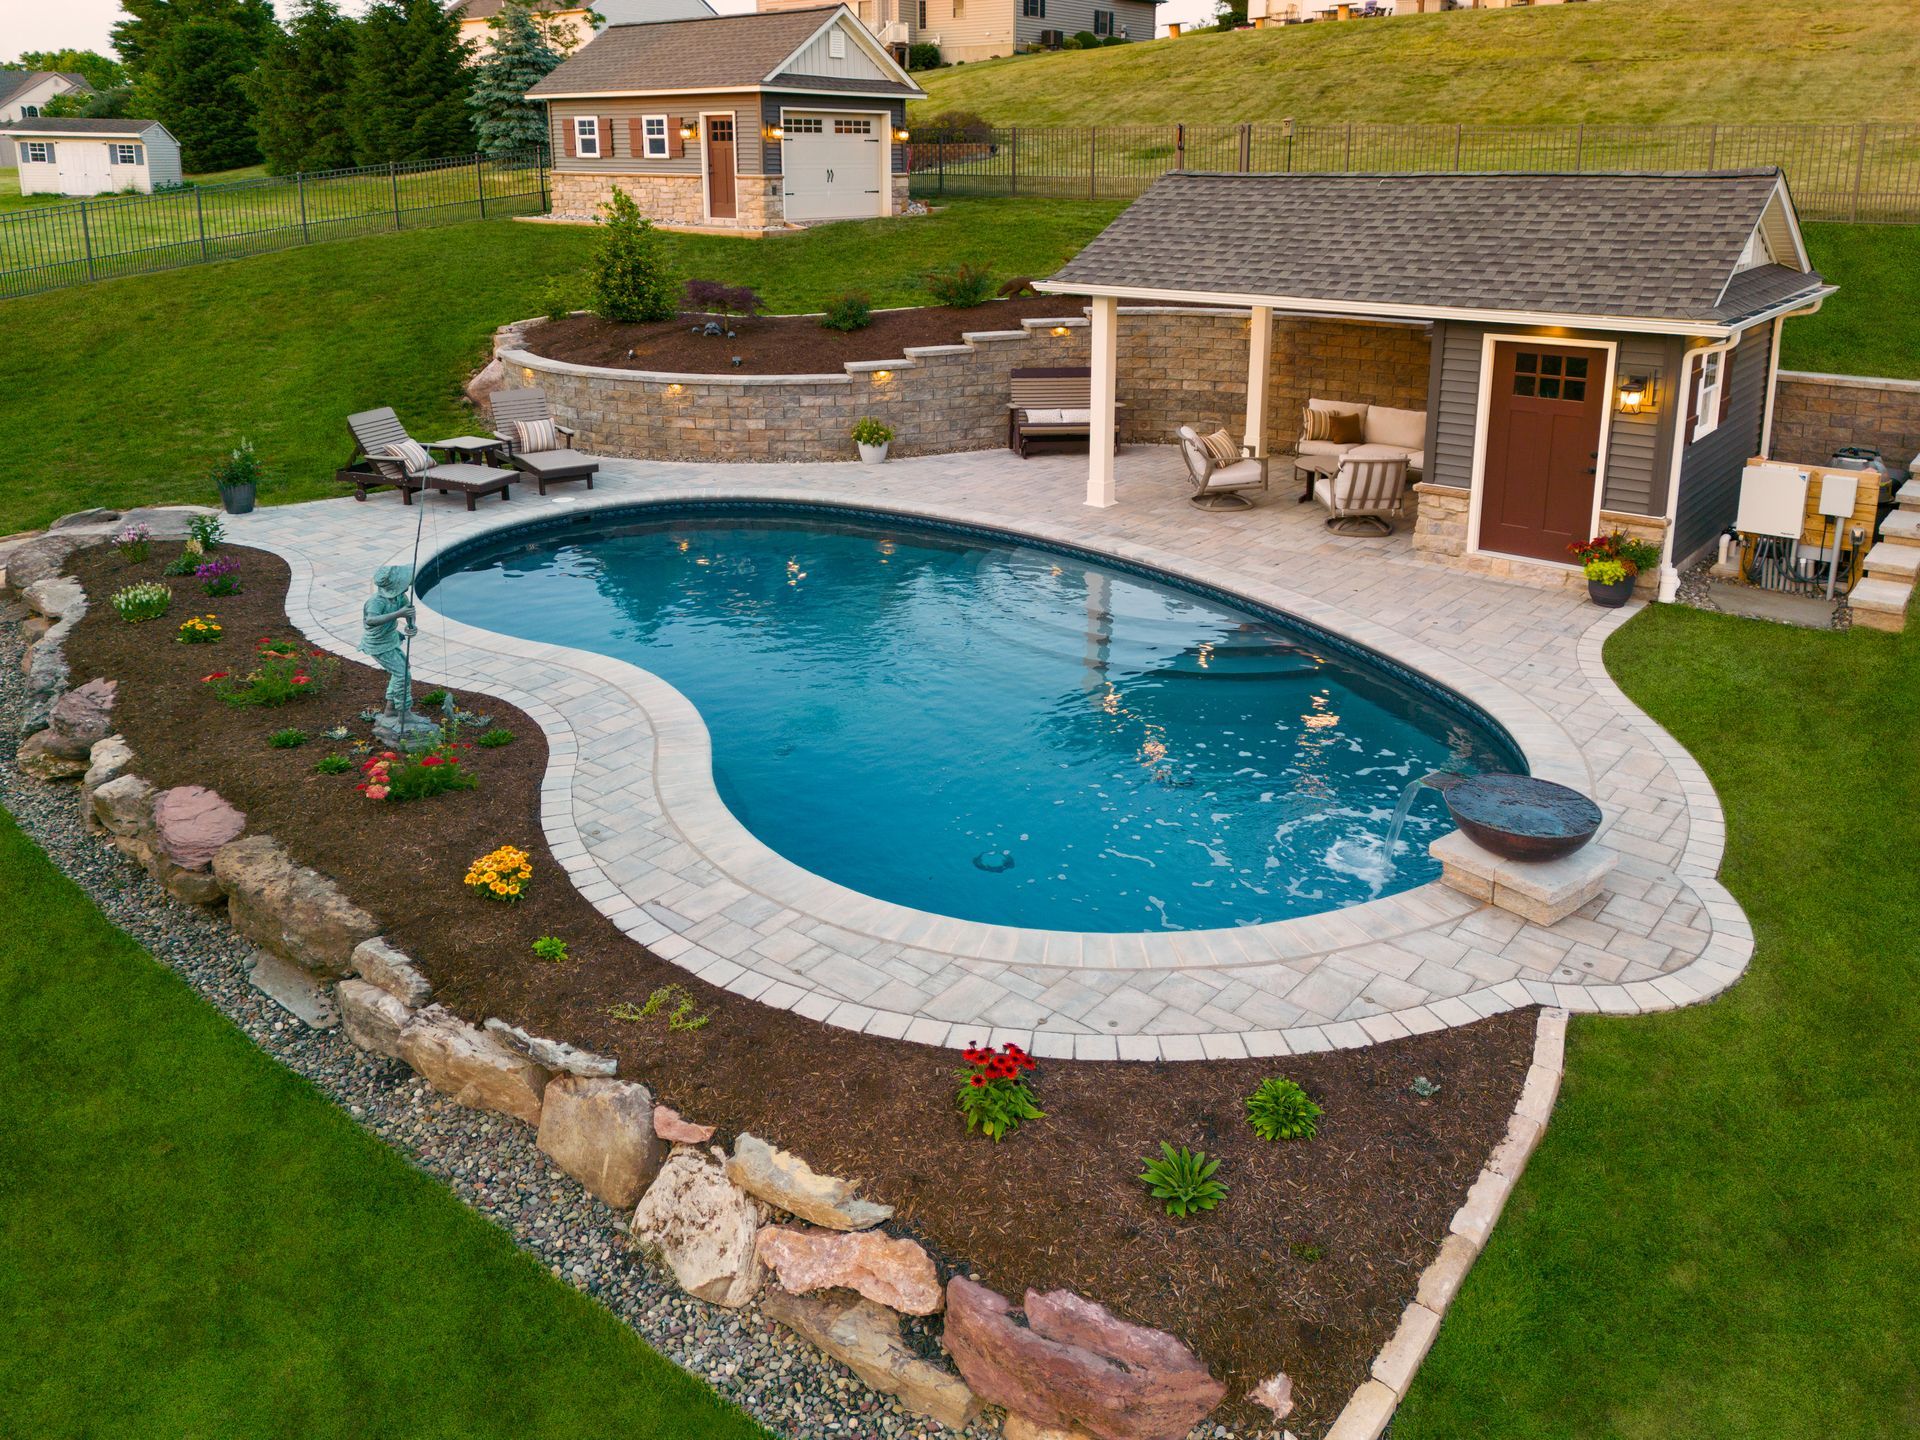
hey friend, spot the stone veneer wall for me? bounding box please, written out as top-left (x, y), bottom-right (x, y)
top-left (550, 172), bottom-right (900, 231)
top-left (499, 308), bottom-right (1435, 465)
top-left (1413, 484), bottom-right (1667, 597)
top-left (1772, 370), bottom-right (1920, 473)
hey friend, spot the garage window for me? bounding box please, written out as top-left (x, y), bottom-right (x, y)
top-left (574, 116), bottom-right (600, 158)
top-left (641, 115), bottom-right (669, 159)
top-left (787, 115), bottom-right (824, 133)
top-left (113, 143), bottom-right (144, 165)
top-left (23, 142), bottom-right (53, 163)
top-left (834, 118), bottom-right (874, 135)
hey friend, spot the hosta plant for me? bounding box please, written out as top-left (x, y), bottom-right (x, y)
top-left (955, 1041), bottom-right (1043, 1141)
top-left (1245, 1076), bottom-right (1323, 1142)
top-left (1138, 1142), bottom-right (1227, 1218)
top-left (111, 582), bottom-right (172, 623)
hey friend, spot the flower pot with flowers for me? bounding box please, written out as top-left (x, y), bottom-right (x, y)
top-left (955, 1040), bottom-right (1044, 1141)
top-left (211, 439), bottom-right (264, 515)
top-left (1569, 532), bottom-right (1662, 607)
top-left (852, 416), bottom-right (893, 464)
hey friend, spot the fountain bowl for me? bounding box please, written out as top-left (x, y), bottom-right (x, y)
top-left (1425, 773), bottom-right (1602, 862)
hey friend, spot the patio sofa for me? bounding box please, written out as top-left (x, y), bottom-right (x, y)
top-left (1296, 398), bottom-right (1428, 476)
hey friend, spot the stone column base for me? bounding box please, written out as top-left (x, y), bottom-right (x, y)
top-left (1431, 831), bottom-right (1617, 927)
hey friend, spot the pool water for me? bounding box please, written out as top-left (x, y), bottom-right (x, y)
top-left (421, 508), bottom-right (1523, 933)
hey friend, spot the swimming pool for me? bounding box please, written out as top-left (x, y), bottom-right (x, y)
top-left (420, 504), bottom-right (1524, 933)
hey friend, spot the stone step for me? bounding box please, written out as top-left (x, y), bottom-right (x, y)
top-left (1864, 542), bottom-right (1920, 581)
top-left (1898, 478), bottom-right (1920, 509)
top-left (1880, 509), bottom-right (1920, 547)
top-left (1848, 576), bottom-right (1915, 633)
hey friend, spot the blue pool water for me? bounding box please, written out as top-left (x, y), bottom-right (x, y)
top-left (420, 506), bottom-right (1523, 933)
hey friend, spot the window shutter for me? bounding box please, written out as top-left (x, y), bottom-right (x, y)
top-left (1717, 346), bottom-right (1737, 425)
top-left (668, 118), bottom-right (683, 159)
top-left (602, 116), bottom-right (617, 157)
top-left (629, 118), bottom-right (645, 157)
top-left (563, 118), bottom-right (576, 158)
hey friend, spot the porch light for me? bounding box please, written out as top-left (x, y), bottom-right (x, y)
top-left (1617, 375), bottom-right (1653, 414)
top-left (894, 127), bottom-right (910, 143)
top-left (764, 124), bottom-right (784, 142)
top-left (678, 122), bottom-right (697, 141)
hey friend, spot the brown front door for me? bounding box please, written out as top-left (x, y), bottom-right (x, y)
top-left (705, 116), bottom-right (736, 220)
top-left (1477, 341), bottom-right (1606, 564)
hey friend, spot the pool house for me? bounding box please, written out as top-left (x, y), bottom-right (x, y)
top-left (1038, 168), bottom-right (1832, 598)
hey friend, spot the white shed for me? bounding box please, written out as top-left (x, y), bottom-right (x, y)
top-left (0, 118), bottom-right (184, 198)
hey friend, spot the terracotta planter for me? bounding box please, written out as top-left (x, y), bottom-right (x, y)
top-left (1586, 574), bottom-right (1634, 608)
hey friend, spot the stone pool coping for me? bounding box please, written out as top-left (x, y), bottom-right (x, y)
top-left (231, 452), bottom-right (1754, 1058)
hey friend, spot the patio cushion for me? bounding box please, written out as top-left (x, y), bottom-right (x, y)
top-left (1298, 438), bottom-right (1356, 460)
top-left (1201, 428), bottom-right (1241, 464)
top-left (514, 447), bottom-right (598, 478)
top-left (383, 439), bottom-right (435, 476)
top-left (1365, 404), bottom-right (1427, 452)
top-left (1021, 408), bottom-right (1092, 427)
top-left (514, 417), bottom-right (560, 453)
top-left (1204, 458), bottom-right (1267, 491)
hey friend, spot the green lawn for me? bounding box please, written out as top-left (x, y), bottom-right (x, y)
top-left (914, 0), bottom-right (1920, 126)
top-left (1398, 607), bottom-right (1920, 1439)
top-left (0, 809), bottom-right (766, 1439)
top-left (0, 163), bottom-right (269, 212)
top-left (1781, 223), bottom-right (1920, 380)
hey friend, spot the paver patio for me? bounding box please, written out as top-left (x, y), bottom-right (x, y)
top-left (226, 445), bottom-right (1753, 1059)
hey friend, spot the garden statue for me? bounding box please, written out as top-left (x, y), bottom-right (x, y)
top-left (360, 564), bottom-right (439, 747)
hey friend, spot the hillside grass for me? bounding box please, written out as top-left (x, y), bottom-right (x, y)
top-left (913, 0), bottom-right (1920, 126)
top-left (0, 808), bottom-right (766, 1440)
top-left (1398, 605), bottom-right (1920, 1440)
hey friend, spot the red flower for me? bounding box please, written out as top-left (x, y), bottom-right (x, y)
top-left (963, 1047), bottom-right (987, 1064)
top-left (968, 1074), bottom-right (986, 1088)
top-left (201, 672), bottom-right (229, 682)
top-left (420, 755), bottom-right (445, 767)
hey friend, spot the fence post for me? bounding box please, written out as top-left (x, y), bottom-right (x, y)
top-left (1706, 123), bottom-right (1718, 171)
top-left (78, 199), bottom-right (96, 280)
top-left (297, 170), bottom-right (310, 242)
top-left (1344, 121), bottom-right (1353, 171)
top-left (1089, 129), bottom-right (1097, 200)
top-left (195, 187), bottom-right (209, 260)
top-left (1285, 117), bottom-right (1294, 173)
top-left (1850, 123), bottom-right (1869, 223)
top-left (1175, 122), bottom-right (1185, 171)
top-left (1238, 123), bottom-right (1251, 172)
top-left (539, 147), bottom-right (549, 212)
top-left (1574, 123), bottom-right (1584, 171)
top-left (1009, 127), bottom-right (1018, 196)
top-left (937, 140), bottom-right (945, 196)
top-left (1453, 123), bottom-right (1463, 171)
top-left (476, 152), bottom-right (487, 217)
top-left (390, 161), bottom-right (402, 230)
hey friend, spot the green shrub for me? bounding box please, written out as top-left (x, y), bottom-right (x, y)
top-left (1101, 33), bottom-right (1128, 44)
top-left (1072, 29), bottom-right (1099, 46)
top-left (540, 273), bottom-right (578, 323)
top-left (1138, 1142), bottom-right (1227, 1218)
top-left (1245, 1076), bottom-right (1323, 1141)
top-left (110, 582), bottom-right (172, 623)
top-left (187, 514), bottom-right (225, 550)
top-left (268, 728), bottom-right (309, 749)
top-left (924, 262), bottom-right (995, 308)
top-left (588, 187), bottom-right (678, 323)
top-left (381, 749), bottom-right (479, 802)
top-left (312, 753), bottom-right (353, 775)
top-left (820, 292), bottom-right (873, 332)
top-left (477, 727), bottom-right (515, 748)
top-left (906, 41), bottom-right (942, 69)
top-left (916, 109), bottom-right (993, 143)
top-left (532, 936), bottom-right (569, 963)
top-left (851, 416), bottom-right (894, 447)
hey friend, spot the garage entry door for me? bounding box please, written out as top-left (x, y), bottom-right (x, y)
top-left (781, 113), bottom-right (884, 222)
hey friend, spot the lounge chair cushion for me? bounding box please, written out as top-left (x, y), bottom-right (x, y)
top-left (514, 447), bottom-right (598, 478)
top-left (1298, 438), bottom-right (1356, 460)
top-left (1022, 407), bottom-right (1092, 427)
top-left (384, 439), bottom-right (435, 476)
top-left (513, 417), bottom-right (559, 453)
top-left (1200, 428), bottom-right (1241, 464)
top-left (1204, 458), bottom-right (1267, 492)
top-left (1366, 404), bottom-right (1427, 452)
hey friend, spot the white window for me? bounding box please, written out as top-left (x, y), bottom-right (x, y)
top-left (1094, 8), bottom-right (1113, 33)
top-left (1693, 351), bottom-right (1724, 441)
top-left (833, 117), bottom-right (873, 135)
top-left (23, 141), bottom-right (53, 164)
top-left (112, 143), bottom-right (144, 166)
top-left (573, 116), bottom-right (600, 158)
top-left (641, 114), bottom-right (669, 159)
top-left (21, 104), bottom-right (40, 117)
top-left (787, 115), bottom-right (824, 134)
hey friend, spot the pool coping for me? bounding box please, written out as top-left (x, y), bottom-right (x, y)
top-left (239, 468), bottom-right (1754, 1059)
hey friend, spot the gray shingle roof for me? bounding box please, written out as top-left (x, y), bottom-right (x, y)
top-left (0, 117), bottom-right (163, 137)
top-left (527, 7), bottom-right (918, 97)
top-left (0, 70), bottom-right (91, 106)
top-left (1044, 170), bottom-right (1822, 328)
top-left (451, 0), bottom-right (715, 22)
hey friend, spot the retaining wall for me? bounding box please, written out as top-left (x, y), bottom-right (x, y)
top-left (1772, 370), bottom-right (1920, 473)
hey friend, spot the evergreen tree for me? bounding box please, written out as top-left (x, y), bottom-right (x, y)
top-left (468, 1), bottom-right (564, 158)
top-left (112, 0), bottom-right (276, 76)
top-left (250, 0), bottom-right (359, 174)
top-left (349, 0), bottom-right (474, 163)
top-left (141, 18), bottom-right (263, 171)
top-left (588, 188), bottom-right (677, 323)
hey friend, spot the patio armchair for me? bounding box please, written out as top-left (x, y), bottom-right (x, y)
top-left (1313, 445), bottom-right (1409, 534)
top-left (340, 408), bottom-right (516, 510)
top-left (490, 387), bottom-right (599, 495)
top-left (1177, 426), bottom-right (1270, 511)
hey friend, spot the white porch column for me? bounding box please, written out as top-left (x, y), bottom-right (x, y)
top-left (1087, 294), bottom-right (1119, 509)
top-left (1243, 304), bottom-right (1273, 455)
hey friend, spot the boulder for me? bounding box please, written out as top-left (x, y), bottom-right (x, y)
top-left (727, 1133), bottom-right (892, 1231)
top-left (80, 734), bottom-right (135, 817)
top-left (350, 936), bottom-right (433, 1007)
top-left (21, 676), bottom-right (116, 772)
top-left (465, 356), bottom-right (506, 410)
top-left (337, 978), bottom-right (412, 1060)
top-left (152, 785), bottom-right (246, 871)
top-left (485, 1018), bottom-right (617, 1078)
top-left (18, 732), bottom-right (89, 780)
top-left (398, 1004), bottom-right (550, 1125)
top-left (762, 1287), bottom-right (981, 1432)
top-left (1004, 1420), bottom-right (1093, 1440)
top-left (941, 1279), bottom-right (1225, 1440)
top-left (90, 774), bottom-right (156, 838)
top-left (629, 1149), bottom-right (763, 1308)
top-left (756, 1226), bottom-right (943, 1315)
top-left (22, 576), bottom-right (86, 622)
top-left (48, 507), bottom-right (121, 531)
top-left (9, 535), bottom-right (99, 593)
top-left (1248, 1371), bottom-right (1294, 1421)
top-left (654, 1104), bottom-right (715, 1145)
top-left (213, 835), bottom-right (378, 977)
top-left (536, 1076), bottom-right (664, 1208)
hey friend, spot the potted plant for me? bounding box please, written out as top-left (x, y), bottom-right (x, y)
top-left (1570, 532), bottom-right (1660, 607)
top-left (852, 416), bottom-right (894, 465)
top-left (211, 439), bottom-right (263, 515)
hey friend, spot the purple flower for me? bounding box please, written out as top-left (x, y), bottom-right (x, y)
top-left (196, 558), bottom-right (240, 580)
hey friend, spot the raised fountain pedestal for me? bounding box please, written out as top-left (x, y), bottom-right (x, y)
top-left (1430, 830), bottom-right (1617, 926)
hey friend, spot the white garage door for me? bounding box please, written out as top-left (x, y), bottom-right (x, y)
top-left (781, 113), bottom-right (884, 223)
top-left (57, 142), bottom-right (115, 197)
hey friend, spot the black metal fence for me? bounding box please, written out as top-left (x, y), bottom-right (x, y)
top-left (907, 121), bottom-right (1920, 222)
top-left (0, 148), bottom-right (550, 301)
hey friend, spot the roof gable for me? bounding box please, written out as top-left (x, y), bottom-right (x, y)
top-left (0, 117), bottom-right (168, 141)
top-left (0, 70), bottom-right (91, 107)
top-left (1042, 169), bottom-right (1825, 333)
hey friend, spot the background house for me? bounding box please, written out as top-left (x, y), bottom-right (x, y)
top-left (0, 118), bottom-right (182, 197)
top-left (760, 0), bottom-right (1158, 63)
top-left (530, 6), bottom-right (924, 230)
top-left (449, 0), bottom-right (718, 56)
top-left (0, 71), bottom-right (94, 167)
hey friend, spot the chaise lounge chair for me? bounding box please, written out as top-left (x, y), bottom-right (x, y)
top-left (340, 408), bottom-right (517, 510)
top-left (489, 388), bottom-right (599, 495)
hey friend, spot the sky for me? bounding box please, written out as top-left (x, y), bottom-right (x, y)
top-left (4, 0), bottom-right (1219, 63)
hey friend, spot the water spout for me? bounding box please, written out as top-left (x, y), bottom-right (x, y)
top-left (1381, 770), bottom-right (1462, 875)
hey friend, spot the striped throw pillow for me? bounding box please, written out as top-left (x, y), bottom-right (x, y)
top-left (514, 417), bottom-right (560, 453)
top-left (383, 439), bottom-right (435, 476)
top-left (1201, 429), bottom-right (1241, 464)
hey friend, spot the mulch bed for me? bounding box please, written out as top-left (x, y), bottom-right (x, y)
top-left (526, 298), bottom-right (1089, 375)
top-left (63, 538), bottom-right (1535, 1435)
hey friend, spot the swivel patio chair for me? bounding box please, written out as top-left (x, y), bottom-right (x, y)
top-left (1177, 425), bottom-right (1270, 511)
top-left (1313, 445), bottom-right (1409, 534)
top-left (490, 388), bottom-right (599, 495)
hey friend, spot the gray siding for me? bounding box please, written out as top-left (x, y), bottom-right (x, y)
top-left (1673, 319), bottom-right (1774, 562)
top-left (145, 128), bottom-right (184, 188)
top-left (1015, 0), bottom-right (1156, 43)
top-left (781, 19), bottom-right (896, 79)
top-left (548, 93), bottom-right (763, 176)
top-left (1599, 334), bottom-right (1672, 515)
top-left (760, 92), bottom-right (908, 178)
top-left (1427, 320), bottom-right (1481, 491)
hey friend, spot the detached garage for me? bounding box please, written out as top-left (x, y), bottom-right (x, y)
top-left (530, 5), bottom-right (924, 231)
top-left (0, 118), bottom-right (183, 198)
